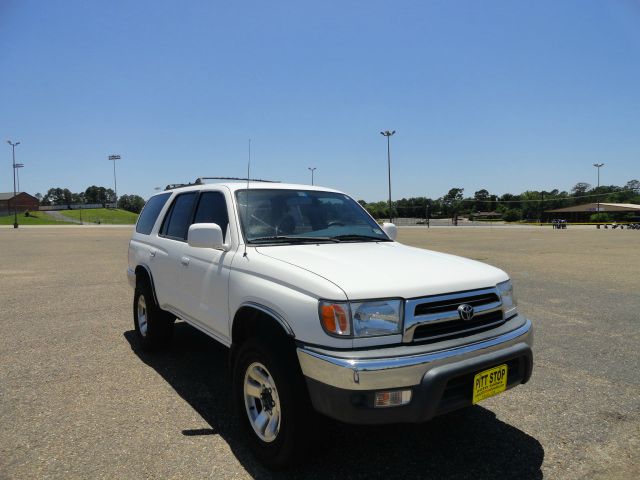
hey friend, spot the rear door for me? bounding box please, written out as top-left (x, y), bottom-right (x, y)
top-left (152, 191), bottom-right (198, 310)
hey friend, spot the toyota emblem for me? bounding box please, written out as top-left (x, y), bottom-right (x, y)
top-left (457, 304), bottom-right (474, 321)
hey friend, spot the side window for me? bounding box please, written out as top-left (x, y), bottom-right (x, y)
top-left (136, 193), bottom-right (171, 234)
top-left (192, 192), bottom-right (230, 239)
top-left (159, 192), bottom-right (197, 241)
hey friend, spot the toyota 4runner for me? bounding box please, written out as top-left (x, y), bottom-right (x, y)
top-left (127, 179), bottom-right (533, 467)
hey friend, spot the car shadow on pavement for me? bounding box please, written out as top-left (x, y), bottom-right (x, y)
top-left (124, 322), bottom-right (544, 480)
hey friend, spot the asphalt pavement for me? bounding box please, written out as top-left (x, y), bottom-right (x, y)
top-left (0, 226), bottom-right (638, 479)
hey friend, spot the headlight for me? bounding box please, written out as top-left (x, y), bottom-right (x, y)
top-left (319, 299), bottom-right (402, 337)
top-left (352, 300), bottom-right (402, 336)
top-left (497, 279), bottom-right (518, 318)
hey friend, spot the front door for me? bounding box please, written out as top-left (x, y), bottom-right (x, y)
top-left (177, 190), bottom-right (234, 340)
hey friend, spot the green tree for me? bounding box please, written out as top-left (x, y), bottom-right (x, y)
top-left (442, 188), bottom-right (464, 217)
top-left (43, 187), bottom-right (73, 205)
top-left (503, 209), bottom-right (521, 222)
top-left (84, 185), bottom-right (116, 206)
top-left (473, 189), bottom-right (490, 212)
top-left (118, 194), bottom-right (146, 213)
top-left (571, 182), bottom-right (591, 196)
top-left (625, 179), bottom-right (639, 194)
top-left (71, 192), bottom-right (86, 205)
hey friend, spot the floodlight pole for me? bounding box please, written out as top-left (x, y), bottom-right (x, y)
top-left (7, 140), bottom-right (20, 228)
top-left (308, 167), bottom-right (316, 185)
top-left (593, 163), bottom-right (604, 212)
top-left (108, 154), bottom-right (121, 208)
top-left (380, 130), bottom-right (396, 222)
top-left (15, 163), bottom-right (24, 192)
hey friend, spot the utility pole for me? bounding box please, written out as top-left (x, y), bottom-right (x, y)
top-left (308, 167), bottom-right (317, 185)
top-left (425, 201), bottom-right (430, 229)
top-left (108, 154), bottom-right (121, 208)
top-left (7, 140), bottom-right (20, 228)
top-left (380, 130), bottom-right (396, 223)
top-left (593, 163), bottom-right (604, 212)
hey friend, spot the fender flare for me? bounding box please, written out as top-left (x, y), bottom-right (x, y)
top-left (236, 301), bottom-right (295, 337)
top-left (134, 264), bottom-right (160, 306)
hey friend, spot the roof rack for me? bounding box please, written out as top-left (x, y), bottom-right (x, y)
top-left (164, 177), bottom-right (281, 191)
top-left (164, 182), bottom-right (200, 191)
top-left (195, 176), bottom-right (280, 184)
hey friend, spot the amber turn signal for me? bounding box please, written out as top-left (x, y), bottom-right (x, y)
top-left (320, 302), bottom-right (350, 335)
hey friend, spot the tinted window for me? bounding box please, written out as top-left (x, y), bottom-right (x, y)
top-left (160, 192), bottom-right (197, 240)
top-left (193, 192), bottom-right (230, 239)
top-left (136, 193), bottom-right (171, 234)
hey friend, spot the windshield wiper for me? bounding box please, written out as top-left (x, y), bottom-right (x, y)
top-left (249, 235), bottom-right (339, 244)
top-left (332, 234), bottom-right (390, 242)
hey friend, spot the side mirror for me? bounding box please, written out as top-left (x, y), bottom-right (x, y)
top-left (382, 222), bottom-right (398, 241)
top-left (188, 223), bottom-right (228, 250)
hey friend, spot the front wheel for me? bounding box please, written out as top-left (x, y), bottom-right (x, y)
top-left (233, 338), bottom-right (309, 468)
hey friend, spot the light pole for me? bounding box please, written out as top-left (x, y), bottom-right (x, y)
top-left (15, 163), bottom-right (24, 192)
top-left (593, 163), bottom-right (604, 212)
top-left (7, 140), bottom-right (20, 228)
top-left (308, 167), bottom-right (316, 185)
top-left (380, 130), bottom-right (396, 222)
top-left (108, 154), bottom-right (121, 208)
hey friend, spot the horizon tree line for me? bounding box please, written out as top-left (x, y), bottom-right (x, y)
top-left (36, 185), bottom-right (145, 213)
top-left (359, 180), bottom-right (640, 221)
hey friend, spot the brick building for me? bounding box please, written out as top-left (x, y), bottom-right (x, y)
top-left (0, 192), bottom-right (40, 215)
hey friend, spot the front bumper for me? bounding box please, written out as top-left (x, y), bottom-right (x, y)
top-left (297, 317), bottom-right (533, 424)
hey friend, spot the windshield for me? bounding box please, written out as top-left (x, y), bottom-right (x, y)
top-left (236, 189), bottom-right (390, 244)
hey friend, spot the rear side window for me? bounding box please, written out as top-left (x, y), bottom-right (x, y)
top-left (193, 192), bottom-right (230, 239)
top-left (136, 193), bottom-right (171, 234)
top-left (160, 192), bottom-right (197, 240)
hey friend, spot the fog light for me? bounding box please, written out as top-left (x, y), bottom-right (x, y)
top-left (374, 389), bottom-right (412, 408)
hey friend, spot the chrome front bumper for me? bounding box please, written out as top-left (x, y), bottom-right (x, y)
top-left (297, 318), bottom-right (533, 391)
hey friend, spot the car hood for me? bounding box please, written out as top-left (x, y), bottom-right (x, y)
top-left (255, 241), bottom-right (508, 299)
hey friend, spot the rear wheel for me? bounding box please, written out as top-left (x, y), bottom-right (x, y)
top-left (233, 338), bottom-right (309, 468)
top-left (133, 279), bottom-right (174, 351)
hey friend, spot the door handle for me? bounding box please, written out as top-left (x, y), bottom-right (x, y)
top-left (180, 256), bottom-right (190, 266)
top-left (149, 249), bottom-right (156, 258)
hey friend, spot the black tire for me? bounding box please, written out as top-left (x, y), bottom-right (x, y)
top-left (232, 337), bottom-right (310, 469)
top-left (133, 279), bottom-right (174, 351)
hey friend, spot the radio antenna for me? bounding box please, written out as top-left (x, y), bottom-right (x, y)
top-left (243, 139), bottom-right (251, 257)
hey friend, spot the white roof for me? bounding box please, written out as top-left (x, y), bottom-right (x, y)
top-left (159, 181), bottom-right (343, 196)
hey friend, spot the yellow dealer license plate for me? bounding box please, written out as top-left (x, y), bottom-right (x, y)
top-left (472, 364), bottom-right (508, 404)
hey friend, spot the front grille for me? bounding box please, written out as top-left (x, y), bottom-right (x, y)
top-left (414, 292), bottom-right (499, 316)
top-left (413, 310), bottom-right (503, 342)
top-left (404, 288), bottom-right (504, 343)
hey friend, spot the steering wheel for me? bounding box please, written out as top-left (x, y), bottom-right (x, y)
top-left (327, 221), bottom-right (345, 227)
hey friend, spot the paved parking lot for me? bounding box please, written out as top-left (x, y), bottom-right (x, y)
top-left (1, 226), bottom-right (639, 479)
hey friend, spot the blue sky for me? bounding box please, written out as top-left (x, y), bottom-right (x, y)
top-left (1, 0), bottom-right (639, 201)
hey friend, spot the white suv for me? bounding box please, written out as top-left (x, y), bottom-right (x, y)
top-left (127, 179), bottom-right (533, 467)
